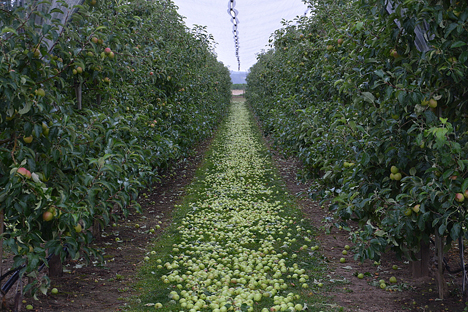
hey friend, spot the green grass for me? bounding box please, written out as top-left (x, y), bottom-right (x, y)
top-left (125, 99), bottom-right (342, 312)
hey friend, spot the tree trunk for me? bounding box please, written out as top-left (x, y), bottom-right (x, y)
top-left (410, 239), bottom-right (430, 278)
top-left (48, 254), bottom-right (62, 278)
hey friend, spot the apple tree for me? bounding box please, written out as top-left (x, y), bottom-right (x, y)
top-left (0, 0), bottom-right (230, 296)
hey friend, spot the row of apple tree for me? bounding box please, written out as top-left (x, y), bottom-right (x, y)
top-left (0, 0), bottom-right (231, 295)
top-left (247, 0), bottom-right (468, 264)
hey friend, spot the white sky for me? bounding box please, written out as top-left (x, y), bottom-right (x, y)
top-left (172, 0), bottom-right (309, 72)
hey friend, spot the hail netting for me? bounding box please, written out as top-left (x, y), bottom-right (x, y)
top-left (228, 0), bottom-right (240, 71)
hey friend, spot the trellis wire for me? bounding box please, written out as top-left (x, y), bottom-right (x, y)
top-left (227, 0), bottom-right (240, 71)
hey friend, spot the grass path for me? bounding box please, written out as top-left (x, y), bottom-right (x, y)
top-left (128, 99), bottom-right (341, 311)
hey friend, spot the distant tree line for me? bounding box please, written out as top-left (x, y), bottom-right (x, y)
top-left (231, 83), bottom-right (246, 90)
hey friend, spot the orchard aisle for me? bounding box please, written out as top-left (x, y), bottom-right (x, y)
top-left (131, 99), bottom-right (339, 311)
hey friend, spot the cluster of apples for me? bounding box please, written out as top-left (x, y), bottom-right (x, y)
top-left (389, 166), bottom-right (402, 181)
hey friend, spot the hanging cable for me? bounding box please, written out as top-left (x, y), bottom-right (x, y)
top-left (227, 0), bottom-right (240, 71)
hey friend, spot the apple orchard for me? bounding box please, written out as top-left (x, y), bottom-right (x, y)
top-left (1, 0), bottom-right (468, 308)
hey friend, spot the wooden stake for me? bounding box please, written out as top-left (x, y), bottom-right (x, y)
top-left (435, 232), bottom-right (449, 299)
top-left (0, 210), bottom-right (4, 276)
top-left (75, 82), bottom-right (82, 110)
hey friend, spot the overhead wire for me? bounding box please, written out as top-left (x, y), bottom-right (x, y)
top-left (227, 0), bottom-right (240, 71)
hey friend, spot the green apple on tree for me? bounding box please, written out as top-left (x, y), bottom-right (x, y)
top-left (23, 136), bottom-right (33, 144)
top-left (74, 224), bottom-right (82, 233)
top-left (35, 88), bottom-right (46, 97)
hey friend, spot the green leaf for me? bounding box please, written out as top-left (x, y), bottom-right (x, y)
top-left (374, 229), bottom-right (385, 237)
top-left (450, 223), bottom-right (461, 240)
top-left (50, 8), bottom-right (64, 14)
top-left (361, 92), bottom-right (375, 103)
top-left (442, 169), bottom-right (454, 180)
top-left (461, 179), bottom-right (468, 193)
top-left (460, 51), bottom-right (468, 64)
top-left (18, 102), bottom-right (32, 115)
top-left (1, 27), bottom-right (17, 35)
top-left (361, 152), bottom-right (370, 165)
top-left (450, 41), bottom-right (466, 48)
top-left (445, 23), bottom-right (458, 38)
top-left (42, 24), bottom-right (52, 35)
top-left (439, 223), bottom-right (447, 236)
